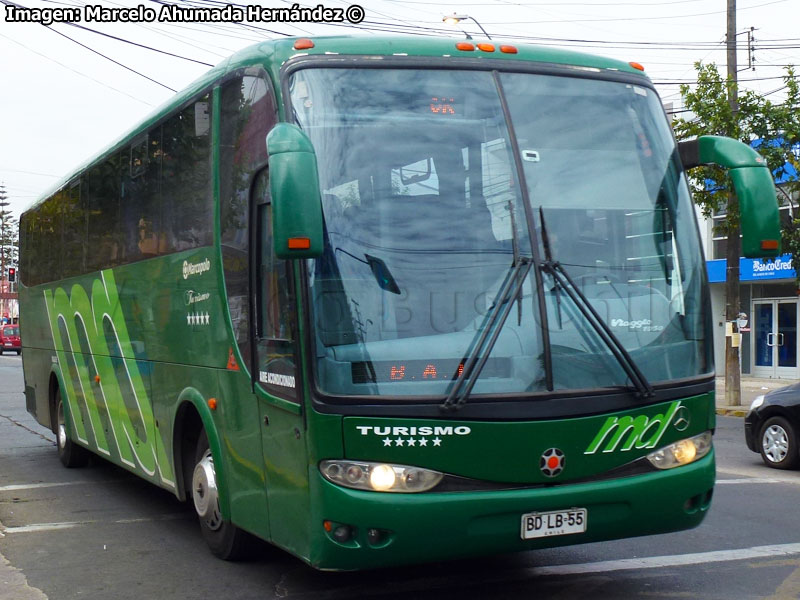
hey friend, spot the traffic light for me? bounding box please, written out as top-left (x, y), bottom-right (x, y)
top-left (8, 268), bottom-right (15, 283)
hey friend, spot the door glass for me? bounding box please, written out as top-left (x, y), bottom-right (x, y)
top-left (778, 302), bottom-right (797, 368)
top-left (755, 303), bottom-right (773, 367)
top-left (253, 171), bottom-right (298, 400)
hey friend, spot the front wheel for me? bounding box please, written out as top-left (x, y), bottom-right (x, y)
top-left (55, 389), bottom-right (89, 468)
top-left (759, 416), bottom-right (800, 470)
top-left (192, 429), bottom-right (252, 560)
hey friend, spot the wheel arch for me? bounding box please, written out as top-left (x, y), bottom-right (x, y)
top-left (47, 367), bottom-right (66, 434)
top-left (758, 405), bottom-right (795, 427)
top-left (171, 388), bottom-right (229, 518)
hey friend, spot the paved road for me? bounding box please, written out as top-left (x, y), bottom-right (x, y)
top-left (3, 357), bottom-right (800, 599)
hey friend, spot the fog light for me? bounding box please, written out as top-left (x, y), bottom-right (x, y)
top-left (367, 528), bottom-right (383, 545)
top-left (333, 525), bottom-right (352, 543)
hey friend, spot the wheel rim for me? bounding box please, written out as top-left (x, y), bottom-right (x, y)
top-left (56, 401), bottom-right (67, 450)
top-left (192, 449), bottom-right (222, 531)
top-left (763, 424), bottom-right (790, 463)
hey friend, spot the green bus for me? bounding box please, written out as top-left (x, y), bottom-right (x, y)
top-left (20, 35), bottom-right (780, 571)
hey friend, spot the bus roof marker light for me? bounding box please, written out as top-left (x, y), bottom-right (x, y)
top-left (293, 38), bottom-right (314, 50)
top-left (456, 42), bottom-right (475, 51)
top-left (629, 61), bottom-right (645, 71)
top-left (477, 43), bottom-right (495, 53)
top-left (500, 45), bottom-right (518, 54)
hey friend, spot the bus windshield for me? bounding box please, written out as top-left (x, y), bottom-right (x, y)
top-left (290, 66), bottom-right (710, 400)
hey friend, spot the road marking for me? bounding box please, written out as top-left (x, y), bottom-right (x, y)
top-left (0, 513), bottom-right (189, 535)
top-left (0, 482), bottom-right (83, 492)
top-left (718, 466), bottom-right (800, 485)
top-left (717, 478), bottom-right (783, 485)
top-left (4, 522), bottom-right (83, 534)
top-left (277, 543), bottom-right (800, 598)
top-left (527, 544), bottom-right (800, 576)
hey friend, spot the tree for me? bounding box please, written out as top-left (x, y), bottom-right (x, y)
top-left (0, 184), bottom-right (18, 321)
top-left (673, 63), bottom-right (800, 405)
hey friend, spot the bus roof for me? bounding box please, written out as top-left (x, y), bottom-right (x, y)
top-left (25, 35), bottom-right (648, 213)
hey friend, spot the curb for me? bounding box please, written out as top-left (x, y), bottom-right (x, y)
top-left (716, 408), bottom-right (748, 417)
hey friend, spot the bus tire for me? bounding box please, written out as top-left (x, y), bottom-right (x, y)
top-left (192, 429), bottom-right (252, 560)
top-left (55, 388), bottom-right (89, 468)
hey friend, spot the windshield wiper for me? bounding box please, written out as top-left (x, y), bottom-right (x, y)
top-left (440, 256), bottom-right (533, 412)
top-left (539, 209), bottom-right (654, 400)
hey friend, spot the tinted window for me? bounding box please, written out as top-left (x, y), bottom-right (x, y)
top-left (162, 96), bottom-right (212, 253)
top-left (85, 155), bottom-right (122, 272)
top-left (254, 172), bottom-right (296, 400)
top-left (123, 130), bottom-right (162, 261)
top-left (22, 92), bottom-right (213, 285)
top-left (220, 73), bottom-right (276, 369)
top-left (62, 181), bottom-right (86, 278)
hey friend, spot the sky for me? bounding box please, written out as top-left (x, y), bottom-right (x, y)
top-left (1, 0), bottom-right (799, 221)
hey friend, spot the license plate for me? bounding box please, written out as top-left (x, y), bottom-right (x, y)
top-left (520, 508), bottom-right (587, 540)
top-left (4, 343), bottom-right (11, 347)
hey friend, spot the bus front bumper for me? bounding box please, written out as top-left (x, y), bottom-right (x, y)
top-left (307, 451), bottom-right (715, 571)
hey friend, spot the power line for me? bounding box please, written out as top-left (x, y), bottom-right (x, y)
top-left (1, 0), bottom-right (177, 91)
top-left (0, 31), bottom-right (156, 105)
top-left (62, 22), bottom-right (215, 66)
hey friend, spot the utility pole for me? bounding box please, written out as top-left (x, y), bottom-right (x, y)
top-left (725, 0), bottom-right (743, 406)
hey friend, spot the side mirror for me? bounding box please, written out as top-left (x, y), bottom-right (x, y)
top-left (266, 123), bottom-right (323, 259)
top-left (678, 135), bottom-right (780, 258)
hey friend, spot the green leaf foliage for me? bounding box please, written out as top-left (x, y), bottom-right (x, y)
top-left (674, 63), bottom-right (800, 282)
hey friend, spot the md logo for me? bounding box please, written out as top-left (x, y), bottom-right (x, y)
top-left (584, 401), bottom-right (682, 454)
top-left (44, 269), bottom-right (173, 486)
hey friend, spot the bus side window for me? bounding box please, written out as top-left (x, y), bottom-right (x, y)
top-left (253, 171), bottom-right (297, 400)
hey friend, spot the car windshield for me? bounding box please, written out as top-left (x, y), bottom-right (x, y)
top-left (4, 326), bottom-right (18, 336)
top-left (291, 67), bottom-right (710, 400)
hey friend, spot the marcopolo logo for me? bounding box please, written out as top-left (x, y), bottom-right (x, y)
top-left (584, 401), bottom-right (683, 454)
top-left (183, 259), bottom-right (211, 279)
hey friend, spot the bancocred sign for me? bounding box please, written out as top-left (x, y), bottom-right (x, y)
top-left (752, 257), bottom-right (793, 275)
top-left (706, 254), bottom-right (796, 283)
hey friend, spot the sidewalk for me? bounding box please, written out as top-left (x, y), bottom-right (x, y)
top-left (715, 376), bottom-right (795, 417)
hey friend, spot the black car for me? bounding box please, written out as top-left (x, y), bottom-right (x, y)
top-left (745, 383), bottom-right (800, 469)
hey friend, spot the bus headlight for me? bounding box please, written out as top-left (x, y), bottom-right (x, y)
top-left (321, 460), bottom-right (443, 492)
top-left (646, 431), bottom-right (712, 470)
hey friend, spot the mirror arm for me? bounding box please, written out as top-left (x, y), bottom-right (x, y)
top-left (678, 139), bottom-right (701, 169)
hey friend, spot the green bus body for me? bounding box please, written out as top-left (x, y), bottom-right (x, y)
top-left (19, 36), bottom-right (778, 570)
